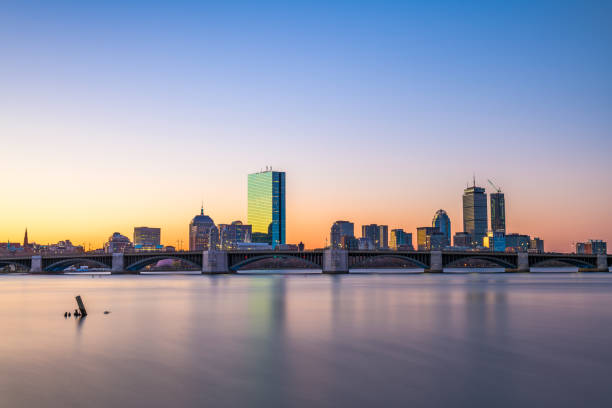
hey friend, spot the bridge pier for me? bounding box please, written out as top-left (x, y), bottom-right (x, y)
top-left (322, 249), bottom-right (348, 274)
top-left (30, 255), bottom-right (42, 273)
top-left (518, 252), bottom-right (529, 272)
top-left (597, 254), bottom-right (608, 272)
top-left (202, 250), bottom-right (229, 274)
top-left (428, 251), bottom-right (442, 273)
top-left (111, 253), bottom-right (125, 274)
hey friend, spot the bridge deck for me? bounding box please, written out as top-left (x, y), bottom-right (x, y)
top-left (0, 251), bottom-right (608, 273)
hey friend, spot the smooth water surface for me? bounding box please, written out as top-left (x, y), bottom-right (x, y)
top-left (1, 273), bottom-right (612, 407)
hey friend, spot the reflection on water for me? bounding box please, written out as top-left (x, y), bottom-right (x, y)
top-left (1, 273), bottom-right (612, 407)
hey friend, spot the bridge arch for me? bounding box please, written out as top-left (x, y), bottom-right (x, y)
top-left (230, 254), bottom-right (322, 271)
top-left (125, 256), bottom-right (201, 272)
top-left (444, 256), bottom-right (516, 269)
top-left (45, 258), bottom-right (112, 272)
top-left (350, 254), bottom-right (429, 269)
top-left (0, 259), bottom-right (31, 271)
top-left (531, 258), bottom-right (596, 268)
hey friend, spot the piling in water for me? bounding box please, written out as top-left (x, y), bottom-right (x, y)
top-left (75, 295), bottom-right (87, 316)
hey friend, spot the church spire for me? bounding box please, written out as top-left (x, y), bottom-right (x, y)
top-left (201, 202), bottom-right (204, 215)
top-left (24, 228), bottom-right (29, 247)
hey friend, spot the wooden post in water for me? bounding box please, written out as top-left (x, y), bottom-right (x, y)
top-left (75, 295), bottom-right (87, 316)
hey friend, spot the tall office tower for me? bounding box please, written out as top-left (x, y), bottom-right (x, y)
top-left (133, 227), bottom-right (161, 251)
top-left (248, 169), bottom-right (286, 247)
top-left (189, 205), bottom-right (217, 251)
top-left (463, 183), bottom-right (487, 246)
top-left (361, 224), bottom-right (379, 249)
top-left (490, 192), bottom-right (506, 233)
top-left (390, 229), bottom-right (413, 250)
top-left (432, 209), bottom-right (451, 247)
top-left (378, 225), bottom-right (389, 249)
top-left (330, 221), bottom-right (355, 249)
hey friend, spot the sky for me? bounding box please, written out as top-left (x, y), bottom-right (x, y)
top-left (1, 0), bottom-right (611, 251)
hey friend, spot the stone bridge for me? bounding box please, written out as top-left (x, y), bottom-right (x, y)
top-left (0, 250), bottom-right (609, 274)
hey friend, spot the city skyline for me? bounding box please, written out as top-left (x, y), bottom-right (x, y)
top-left (2, 3), bottom-right (611, 408)
top-left (1, 171), bottom-right (607, 253)
top-left (1, 2), bottom-right (611, 252)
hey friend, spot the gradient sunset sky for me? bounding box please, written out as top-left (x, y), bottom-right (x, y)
top-left (1, 1), bottom-right (611, 252)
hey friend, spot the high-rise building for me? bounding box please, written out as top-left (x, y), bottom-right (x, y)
top-left (390, 229), bottom-right (413, 250)
top-left (341, 235), bottom-right (359, 250)
top-left (361, 224), bottom-right (379, 249)
top-left (219, 221), bottom-right (252, 250)
top-left (330, 221), bottom-right (355, 249)
top-left (417, 227), bottom-right (437, 250)
top-left (360, 224), bottom-right (388, 249)
top-left (463, 183), bottom-right (487, 246)
top-left (427, 231), bottom-right (447, 250)
top-left (576, 240), bottom-right (607, 255)
top-left (134, 227), bottom-right (161, 251)
top-left (357, 237), bottom-right (375, 250)
top-left (490, 192), bottom-right (506, 233)
top-left (208, 225), bottom-right (220, 250)
top-left (248, 170), bottom-right (286, 247)
top-left (378, 225), bottom-right (389, 249)
top-left (432, 210), bottom-right (451, 247)
top-left (589, 240), bottom-right (606, 254)
top-left (484, 231), bottom-right (506, 252)
top-left (189, 206), bottom-right (217, 251)
top-left (529, 237), bottom-right (544, 253)
top-left (505, 233), bottom-right (530, 252)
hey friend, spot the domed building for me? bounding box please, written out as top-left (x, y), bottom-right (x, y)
top-left (104, 232), bottom-right (133, 253)
top-left (432, 209), bottom-right (451, 247)
top-left (189, 206), bottom-right (219, 251)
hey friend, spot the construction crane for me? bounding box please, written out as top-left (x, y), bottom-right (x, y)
top-left (488, 179), bottom-right (502, 193)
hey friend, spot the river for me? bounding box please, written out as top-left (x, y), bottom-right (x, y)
top-left (1, 272), bottom-right (611, 407)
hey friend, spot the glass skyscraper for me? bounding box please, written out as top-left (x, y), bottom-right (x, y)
top-left (248, 170), bottom-right (286, 247)
top-left (490, 192), bottom-right (506, 233)
top-left (463, 185), bottom-right (487, 246)
top-left (432, 209), bottom-right (451, 247)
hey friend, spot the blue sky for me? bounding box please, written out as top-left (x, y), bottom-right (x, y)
top-left (1, 1), bottom-right (611, 250)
